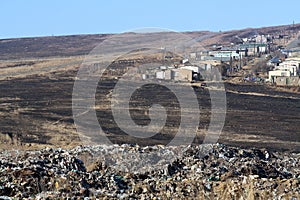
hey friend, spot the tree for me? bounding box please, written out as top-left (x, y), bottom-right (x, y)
top-left (252, 59), bottom-right (270, 74)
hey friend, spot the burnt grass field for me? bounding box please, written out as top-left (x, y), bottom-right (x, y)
top-left (1, 29), bottom-right (300, 152)
top-left (0, 68), bottom-right (299, 152)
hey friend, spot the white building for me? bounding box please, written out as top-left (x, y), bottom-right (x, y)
top-left (275, 65), bottom-right (297, 76)
top-left (180, 66), bottom-right (201, 73)
top-left (156, 71), bottom-right (165, 79)
top-left (268, 70), bottom-right (291, 83)
top-left (275, 59), bottom-right (300, 76)
top-left (165, 70), bottom-right (173, 80)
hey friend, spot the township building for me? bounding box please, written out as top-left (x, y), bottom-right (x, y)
top-left (268, 58), bottom-right (300, 86)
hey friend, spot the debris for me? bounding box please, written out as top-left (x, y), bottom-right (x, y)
top-left (0, 144), bottom-right (299, 198)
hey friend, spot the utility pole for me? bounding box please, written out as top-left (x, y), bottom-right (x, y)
top-left (293, 20), bottom-right (295, 37)
top-left (230, 53), bottom-right (233, 75)
top-left (163, 47), bottom-right (166, 66)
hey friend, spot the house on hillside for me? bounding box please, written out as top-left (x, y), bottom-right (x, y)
top-left (276, 63), bottom-right (298, 76)
top-left (269, 59), bottom-right (300, 75)
top-left (204, 48), bottom-right (241, 62)
top-left (280, 59), bottom-right (300, 72)
top-left (155, 67), bottom-right (195, 82)
top-left (254, 35), bottom-right (268, 44)
top-left (213, 51), bottom-right (240, 60)
top-left (268, 70), bottom-right (291, 83)
top-left (268, 57), bottom-right (300, 85)
top-left (238, 43), bottom-right (268, 56)
top-left (173, 69), bottom-right (193, 82)
top-left (241, 34), bottom-right (268, 44)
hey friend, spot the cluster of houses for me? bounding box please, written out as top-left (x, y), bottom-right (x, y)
top-left (142, 63), bottom-right (213, 82)
top-left (141, 60), bottom-right (225, 83)
top-left (267, 58), bottom-right (300, 86)
top-left (192, 43), bottom-right (268, 63)
top-left (196, 34), bottom-right (270, 63)
top-left (139, 30), bottom-right (300, 87)
top-left (146, 34), bottom-right (273, 82)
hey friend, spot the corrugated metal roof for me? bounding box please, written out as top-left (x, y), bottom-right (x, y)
top-left (270, 57), bottom-right (281, 63)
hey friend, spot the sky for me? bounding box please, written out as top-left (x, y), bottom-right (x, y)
top-left (1, 0), bottom-right (300, 39)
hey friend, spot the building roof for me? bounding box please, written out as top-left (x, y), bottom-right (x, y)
top-left (270, 57), bottom-right (281, 63)
top-left (238, 43), bottom-right (267, 49)
top-left (201, 56), bottom-right (231, 62)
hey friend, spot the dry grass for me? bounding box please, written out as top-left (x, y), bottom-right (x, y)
top-left (0, 56), bottom-right (84, 80)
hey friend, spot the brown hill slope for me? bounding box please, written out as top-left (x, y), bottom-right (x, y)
top-left (1, 23), bottom-right (300, 60)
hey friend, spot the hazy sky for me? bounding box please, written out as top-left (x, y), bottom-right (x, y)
top-left (1, 0), bottom-right (300, 39)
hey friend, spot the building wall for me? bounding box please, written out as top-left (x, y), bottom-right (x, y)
top-left (275, 76), bottom-right (300, 86)
top-left (255, 35), bottom-right (267, 44)
top-left (180, 66), bottom-right (201, 73)
top-left (280, 60), bottom-right (300, 72)
top-left (165, 70), bottom-right (173, 80)
top-left (268, 70), bottom-right (291, 83)
top-left (173, 69), bottom-right (193, 82)
top-left (259, 46), bottom-right (266, 53)
top-left (238, 44), bottom-right (267, 56)
top-left (282, 60), bottom-right (300, 66)
top-left (246, 47), bottom-right (266, 55)
top-left (275, 77), bottom-right (288, 86)
top-left (213, 51), bottom-right (239, 58)
top-left (276, 65), bottom-right (297, 76)
top-left (288, 76), bottom-right (300, 86)
top-left (156, 71), bottom-right (165, 79)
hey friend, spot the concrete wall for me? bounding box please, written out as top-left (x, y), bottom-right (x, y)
top-left (268, 70), bottom-right (291, 83)
top-left (275, 77), bottom-right (288, 86)
top-left (275, 76), bottom-right (300, 86)
top-left (276, 65), bottom-right (297, 76)
top-left (156, 71), bottom-right (165, 79)
top-left (246, 46), bottom-right (266, 55)
top-left (165, 70), bottom-right (174, 80)
top-left (180, 66), bottom-right (201, 73)
top-left (279, 60), bottom-right (300, 72)
top-left (288, 76), bottom-right (300, 86)
top-left (173, 69), bottom-right (193, 82)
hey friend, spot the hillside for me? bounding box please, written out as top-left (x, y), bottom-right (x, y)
top-left (1, 24), bottom-right (300, 60)
top-left (0, 34), bottom-right (109, 60)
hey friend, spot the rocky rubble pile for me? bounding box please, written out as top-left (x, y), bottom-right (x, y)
top-left (0, 144), bottom-right (299, 199)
